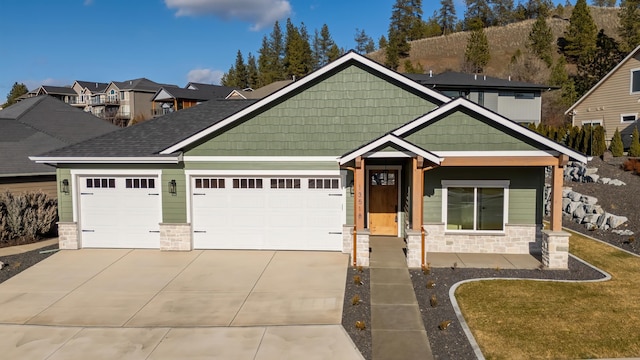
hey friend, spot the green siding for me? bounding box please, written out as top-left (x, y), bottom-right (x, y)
top-left (57, 168), bottom-right (73, 222)
top-left (184, 161), bottom-right (339, 171)
top-left (186, 65), bottom-right (438, 157)
top-left (405, 110), bottom-right (539, 151)
top-left (345, 171), bottom-right (354, 224)
top-left (162, 169), bottom-right (187, 223)
top-left (423, 167), bottom-right (543, 224)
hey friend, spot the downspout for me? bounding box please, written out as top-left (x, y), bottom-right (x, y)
top-left (345, 166), bottom-right (358, 267)
top-left (420, 166), bottom-right (437, 269)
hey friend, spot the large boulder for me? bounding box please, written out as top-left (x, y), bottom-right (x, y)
top-left (580, 195), bottom-right (598, 205)
top-left (582, 214), bottom-right (600, 224)
top-left (566, 201), bottom-right (583, 214)
top-left (584, 174), bottom-right (600, 183)
top-left (567, 191), bottom-right (583, 202)
top-left (573, 205), bottom-right (587, 219)
top-left (607, 215), bottom-right (628, 229)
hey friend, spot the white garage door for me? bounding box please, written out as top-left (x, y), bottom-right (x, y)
top-left (79, 176), bottom-right (161, 248)
top-left (191, 176), bottom-right (343, 250)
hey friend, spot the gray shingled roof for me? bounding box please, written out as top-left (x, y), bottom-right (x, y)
top-left (405, 71), bottom-right (553, 91)
top-left (187, 83), bottom-right (238, 98)
top-left (154, 86), bottom-right (235, 102)
top-left (40, 85), bottom-right (77, 96)
top-left (113, 78), bottom-right (178, 92)
top-left (0, 96), bottom-right (118, 176)
top-left (38, 99), bottom-right (257, 158)
top-left (76, 81), bottom-right (109, 92)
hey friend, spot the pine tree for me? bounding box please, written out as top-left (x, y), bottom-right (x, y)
top-left (592, 125), bottom-right (606, 156)
top-left (629, 127), bottom-right (640, 157)
top-left (386, 0), bottom-right (425, 69)
top-left (4, 82), bottom-right (28, 107)
top-left (258, 21), bottom-right (286, 86)
top-left (549, 56), bottom-right (569, 87)
top-left (284, 19), bottom-right (313, 79)
top-left (378, 35), bottom-right (388, 49)
top-left (593, 0), bottom-right (618, 6)
top-left (618, 0), bottom-right (640, 52)
top-left (316, 24), bottom-right (337, 68)
top-left (562, 0), bottom-right (597, 62)
top-left (560, 78), bottom-right (578, 107)
top-left (465, 0), bottom-right (493, 28)
top-left (610, 128), bottom-right (624, 156)
top-left (234, 50), bottom-right (248, 88)
top-left (575, 30), bottom-right (624, 96)
top-left (404, 59), bottom-right (425, 73)
top-left (327, 44), bottom-right (342, 63)
top-left (528, 13), bottom-right (553, 67)
top-left (492, 0), bottom-right (515, 26)
top-left (354, 28), bottom-right (376, 54)
top-left (438, 0), bottom-right (457, 35)
top-left (246, 53), bottom-right (259, 89)
top-left (464, 26), bottom-right (490, 73)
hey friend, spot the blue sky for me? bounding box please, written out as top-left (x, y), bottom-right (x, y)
top-left (0, 0), bottom-right (565, 99)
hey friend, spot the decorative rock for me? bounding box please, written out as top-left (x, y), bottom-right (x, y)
top-left (0, 261), bottom-right (3, 270)
top-left (609, 179), bottom-right (626, 186)
top-left (585, 168), bottom-right (598, 176)
top-left (562, 188), bottom-right (573, 197)
top-left (584, 174), bottom-right (600, 183)
top-left (567, 191), bottom-right (583, 201)
top-left (597, 213), bottom-right (611, 229)
top-left (582, 214), bottom-right (600, 224)
top-left (580, 195), bottom-right (598, 205)
top-left (584, 223), bottom-right (598, 231)
top-left (573, 205), bottom-right (587, 219)
top-left (566, 201), bottom-right (582, 214)
top-left (562, 198), bottom-right (571, 209)
top-left (612, 229), bottom-right (634, 236)
top-left (600, 177), bottom-right (611, 185)
top-left (607, 215), bottom-right (628, 229)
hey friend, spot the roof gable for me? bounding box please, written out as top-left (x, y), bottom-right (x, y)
top-left (338, 134), bottom-right (441, 165)
top-left (394, 97), bottom-right (588, 162)
top-left (567, 44), bottom-right (640, 114)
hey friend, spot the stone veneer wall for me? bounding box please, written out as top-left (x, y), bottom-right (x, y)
top-left (58, 222), bottom-right (79, 249)
top-left (541, 230), bottom-right (569, 269)
top-left (406, 229), bottom-right (422, 268)
top-left (342, 225), bottom-right (369, 266)
top-left (159, 223), bottom-right (192, 251)
top-left (422, 223), bottom-right (541, 254)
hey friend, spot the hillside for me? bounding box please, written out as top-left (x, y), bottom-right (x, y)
top-left (368, 6), bottom-right (621, 79)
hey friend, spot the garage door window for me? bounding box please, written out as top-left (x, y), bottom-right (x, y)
top-left (233, 178), bottom-right (263, 189)
top-left (86, 178), bottom-right (115, 188)
top-left (125, 178), bottom-right (156, 189)
top-left (271, 178), bottom-right (301, 189)
top-left (195, 178), bottom-right (225, 189)
top-left (309, 178), bottom-right (339, 189)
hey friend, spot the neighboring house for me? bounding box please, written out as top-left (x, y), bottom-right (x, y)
top-left (71, 81), bottom-right (109, 112)
top-left (226, 80), bottom-right (294, 99)
top-left (91, 78), bottom-right (177, 127)
top-left (151, 83), bottom-right (237, 117)
top-left (566, 44), bottom-right (640, 146)
top-left (27, 85), bottom-right (79, 106)
top-left (32, 52), bottom-right (585, 269)
top-left (406, 71), bottom-right (552, 125)
top-left (0, 96), bottom-right (118, 197)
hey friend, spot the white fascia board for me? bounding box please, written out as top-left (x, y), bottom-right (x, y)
top-left (565, 44), bottom-right (640, 114)
top-left (393, 97), bottom-right (589, 163)
top-left (184, 169), bottom-right (341, 176)
top-left (435, 150), bottom-right (558, 157)
top-left (70, 169), bottom-right (162, 176)
top-left (364, 151), bottom-right (414, 158)
top-left (183, 156), bottom-right (339, 162)
top-left (29, 156), bottom-right (182, 165)
top-left (152, 88), bottom-right (174, 101)
top-left (339, 134), bottom-right (441, 165)
top-left (224, 90), bottom-right (247, 99)
top-left (160, 51), bottom-right (451, 155)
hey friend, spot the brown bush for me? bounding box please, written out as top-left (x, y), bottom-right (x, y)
top-left (0, 191), bottom-right (57, 243)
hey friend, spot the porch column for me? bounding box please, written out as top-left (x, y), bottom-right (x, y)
top-left (411, 156), bottom-right (424, 231)
top-left (355, 156), bottom-right (366, 231)
top-left (550, 155), bottom-right (568, 231)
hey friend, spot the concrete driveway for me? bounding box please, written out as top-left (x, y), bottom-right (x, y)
top-left (0, 249), bottom-right (363, 359)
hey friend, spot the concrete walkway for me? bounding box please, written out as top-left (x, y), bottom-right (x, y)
top-left (369, 237), bottom-right (433, 360)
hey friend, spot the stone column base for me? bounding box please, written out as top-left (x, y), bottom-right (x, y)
top-left (542, 230), bottom-right (570, 269)
top-left (159, 223), bottom-right (192, 251)
top-left (354, 229), bottom-right (370, 267)
top-left (342, 225), bottom-right (354, 254)
top-left (57, 222), bottom-right (79, 249)
top-left (405, 229), bottom-right (423, 268)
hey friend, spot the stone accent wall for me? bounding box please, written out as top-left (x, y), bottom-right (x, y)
top-left (423, 223), bottom-right (540, 254)
top-left (342, 225), bottom-right (354, 254)
top-left (58, 222), bottom-right (79, 249)
top-left (159, 223), bottom-right (192, 251)
top-left (343, 226), bottom-right (370, 266)
top-left (405, 229), bottom-right (423, 268)
top-left (542, 230), bottom-right (570, 269)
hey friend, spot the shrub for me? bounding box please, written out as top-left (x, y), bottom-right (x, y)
top-left (591, 125), bottom-right (606, 156)
top-left (628, 127), bottom-right (640, 157)
top-left (610, 128), bottom-right (624, 157)
top-left (0, 191), bottom-right (57, 244)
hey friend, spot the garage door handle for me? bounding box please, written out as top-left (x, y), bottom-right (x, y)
top-left (328, 193), bottom-right (343, 196)
top-left (328, 232), bottom-right (342, 234)
top-left (81, 192), bottom-right (94, 195)
top-left (149, 230), bottom-right (160, 233)
top-left (148, 193), bottom-right (159, 196)
top-left (82, 229), bottom-right (95, 232)
top-left (193, 193), bottom-right (206, 196)
top-left (194, 230), bottom-right (206, 233)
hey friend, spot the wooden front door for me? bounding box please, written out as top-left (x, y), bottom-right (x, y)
top-left (369, 170), bottom-right (398, 236)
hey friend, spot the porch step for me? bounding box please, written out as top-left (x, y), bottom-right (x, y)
top-left (369, 237), bottom-right (434, 360)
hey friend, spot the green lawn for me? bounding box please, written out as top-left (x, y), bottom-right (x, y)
top-left (455, 232), bottom-right (640, 360)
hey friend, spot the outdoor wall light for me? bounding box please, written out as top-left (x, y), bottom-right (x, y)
top-left (168, 179), bottom-right (177, 195)
top-left (349, 180), bottom-right (354, 195)
top-left (61, 179), bottom-right (69, 194)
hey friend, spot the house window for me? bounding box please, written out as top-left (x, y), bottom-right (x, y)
top-left (582, 120), bottom-right (602, 127)
top-left (271, 178), bottom-right (301, 189)
top-left (308, 178), bottom-right (339, 189)
top-left (232, 178), bottom-right (263, 189)
top-left (515, 92), bottom-right (535, 100)
top-left (621, 113), bottom-right (637, 123)
top-left (86, 178), bottom-right (116, 189)
top-left (370, 171), bottom-right (395, 186)
top-left (442, 180), bottom-right (509, 232)
top-left (195, 178), bottom-right (225, 189)
top-left (125, 178), bottom-right (155, 189)
top-left (631, 69), bottom-right (640, 93)
top-left (120, 91), bottom-right (125, 100)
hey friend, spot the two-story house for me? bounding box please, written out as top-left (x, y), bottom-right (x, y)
top-left (566, 44), bottom-right (640, 147)
top-left (151, 83), bottom-right (237, 117)
top-left (406, 72), bottom-right (553, 125)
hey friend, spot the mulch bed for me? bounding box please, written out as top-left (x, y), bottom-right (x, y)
top-left (0, 243), bottom-right (59, 284)
top-left (341, 266), bottom-right (372, 360)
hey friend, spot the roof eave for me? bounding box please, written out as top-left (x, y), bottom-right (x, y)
top-left (29, 155), bottom-right (183, 166)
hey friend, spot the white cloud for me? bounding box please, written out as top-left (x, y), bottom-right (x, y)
top-left (187, 68), bottom-right (223, 85)
top-left (165, 0), bottom-right (291, 31)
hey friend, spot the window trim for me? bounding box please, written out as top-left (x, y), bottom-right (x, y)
top-left (621, 113), bottom-right (637, 124)
top-left (630, 68), bottom-right (640, 94)
top-left (581, 120), bottom-right (602, 126)
top-left (441, 180), bottom-right (510, 234)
